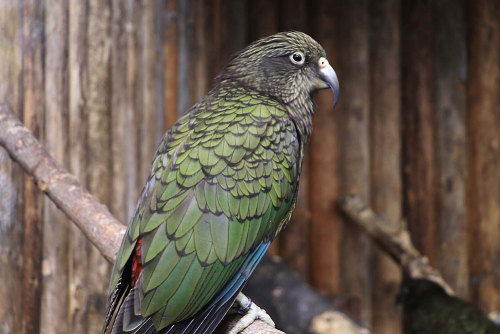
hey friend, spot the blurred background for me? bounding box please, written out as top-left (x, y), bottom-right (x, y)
top-left (0, 0), bottom-right (499, 333)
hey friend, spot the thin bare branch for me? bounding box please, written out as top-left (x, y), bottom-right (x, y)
top-left (338, 194), bottom-right (454, 295)
top-left (0, 104), bottom-right (124, 263)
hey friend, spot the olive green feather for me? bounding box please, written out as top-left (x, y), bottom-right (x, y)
top-left (107, 88), bottom-right (300, 330)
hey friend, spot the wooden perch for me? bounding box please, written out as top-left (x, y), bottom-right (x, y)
top-left (0, 104), bottom-right (124, 263)
top-left (338, 194), bottom-right (454, 295)
top-left (0, 104), bottom-right (279, 334)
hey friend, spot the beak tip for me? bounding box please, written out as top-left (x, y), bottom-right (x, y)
top-left (319, 64), bottom-right (340, 109)
top-left (332, 83), bottom-right (340, 109)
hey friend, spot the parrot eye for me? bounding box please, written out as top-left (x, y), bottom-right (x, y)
top-left (290, 52), bottom-right (305, 65)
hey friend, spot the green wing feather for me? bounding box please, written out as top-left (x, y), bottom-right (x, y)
top-left (107, 88), bottom-right (301, 331)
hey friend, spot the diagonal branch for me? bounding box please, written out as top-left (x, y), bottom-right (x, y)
top-left (338, 194), bottom-right (454, 295)
top-left (0, 104), bottom-right (124, 263)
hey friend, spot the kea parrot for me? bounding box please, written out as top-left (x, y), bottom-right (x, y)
top-left (401, 279), bottom-right (500, 334)
top-left (103, 31), bottom-right (340, 334)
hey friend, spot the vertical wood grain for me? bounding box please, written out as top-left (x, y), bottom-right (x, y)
top-left (162, 0), bottom-right (179, 130)
top-left (337, 0), bottom-right (371, 324)
top-left (127, 0), bottom-right (141, 206)
top-left (207, 0), bottom-right (247, 84)
top-left (435, 0), bottom-right (469, 298)
top-left (0, 2), bottom-right (23, 333)
top-left (42, 1), bottom-right (70, 333)
top-left (175, 0), bottom-right (210, 116)
top-left (279, 0), bottom-right (307, 32)
top-left (111, 0), bottom-right (137, 225)
top-left (278, 0), bottom-right (311, 281)
top-left (370, 0), bottom-right (402, 332)
top-left (468, 0), bottom-right (500, 313)
top-left (402, 0), bottom-right (437, 266)
top-left (68, 0), bottom-right (90, 332)
top-left (177, 0), bottom-right (195, 113)
top-left (226, 0), bottom-right (247, 57)
top-left (194, 0), bottom-right (209, 99)
top-left (308, 0), bottom-right (341, 296)
top-left (210, 0), bottom-right (247, 84)
top-left (21, 1), bottom-right (44, 333)
top-left (87, 0), bottom-right (111, 331)
top-left (207, 0), bottom-right (222, 84)
top-left (248, 0), bottom-right (278, 42)
top-left (137, 0), bottom-right (162, 188)
top-left (176, 0), bottom-right (216, 127)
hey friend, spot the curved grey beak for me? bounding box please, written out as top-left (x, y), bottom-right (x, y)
top-left (319, 64), bottom-right (340, 108)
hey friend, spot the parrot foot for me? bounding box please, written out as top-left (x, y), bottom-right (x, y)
top-left (228, 293), bottom-right (275, 334)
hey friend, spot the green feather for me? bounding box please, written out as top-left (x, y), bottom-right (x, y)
top-left (174, 198), bottom-right (203, 238)
top-left (193, 216), bottom-right (212, 263)
top-left (143, 241), bottom-right (180, 292)
top-left (210, 214), bottom-right (230, 262)
top-left (175, 230), bottom-right (195, 254)
top-left (227, 220), bottom-right (245, 262)
top-left (216, 187), bottom-right (231, 217)
top-left (144, 227), bottom-right (170, 263)
top-left (162, 190), bottom-right (190, 212)
top-left (143, 212), bottom-right (168, 233)
top-left (204, 182), bottom-right (218, 213)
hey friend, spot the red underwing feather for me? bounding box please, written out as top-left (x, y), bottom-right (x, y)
top-left (131, 237), bottom-right (143, 286)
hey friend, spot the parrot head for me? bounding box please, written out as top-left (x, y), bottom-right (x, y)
top-left (216, 31), bottom-right (340, 108)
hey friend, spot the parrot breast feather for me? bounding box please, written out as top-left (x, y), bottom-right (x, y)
top-left (106, 91), bottom-right (300, 332)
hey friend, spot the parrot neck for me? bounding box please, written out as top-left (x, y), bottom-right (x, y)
top-left (283, 90), bottom-right (315, 142)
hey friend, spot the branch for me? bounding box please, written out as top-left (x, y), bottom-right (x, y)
top-left (0, 104), bottom-right (278, 334)
top-left (338, 194), bottom-right (454, 295)
top-left (0, 104), bottom-right (124, 263)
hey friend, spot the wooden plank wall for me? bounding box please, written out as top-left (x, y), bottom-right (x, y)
top-left (0, 1), bottom-right (500, 334)
top-left (370, 1), bottom-right (401, 333)
top-left (21, 1), bottom-right (45, 333)
top-left (0, 2), bottom-right (24, 333)
top-left (468, 0), bottom-right (500, 313)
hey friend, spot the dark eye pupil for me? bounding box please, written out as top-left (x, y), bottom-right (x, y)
top-left (293, 53), bottom-right (302, 62)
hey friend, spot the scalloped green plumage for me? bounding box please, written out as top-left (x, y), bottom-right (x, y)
top-left (106, 85), bottom-right (303, 332)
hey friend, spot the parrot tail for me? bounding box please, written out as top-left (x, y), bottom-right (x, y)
top-left (108, 242), bottom-right (270, 334)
